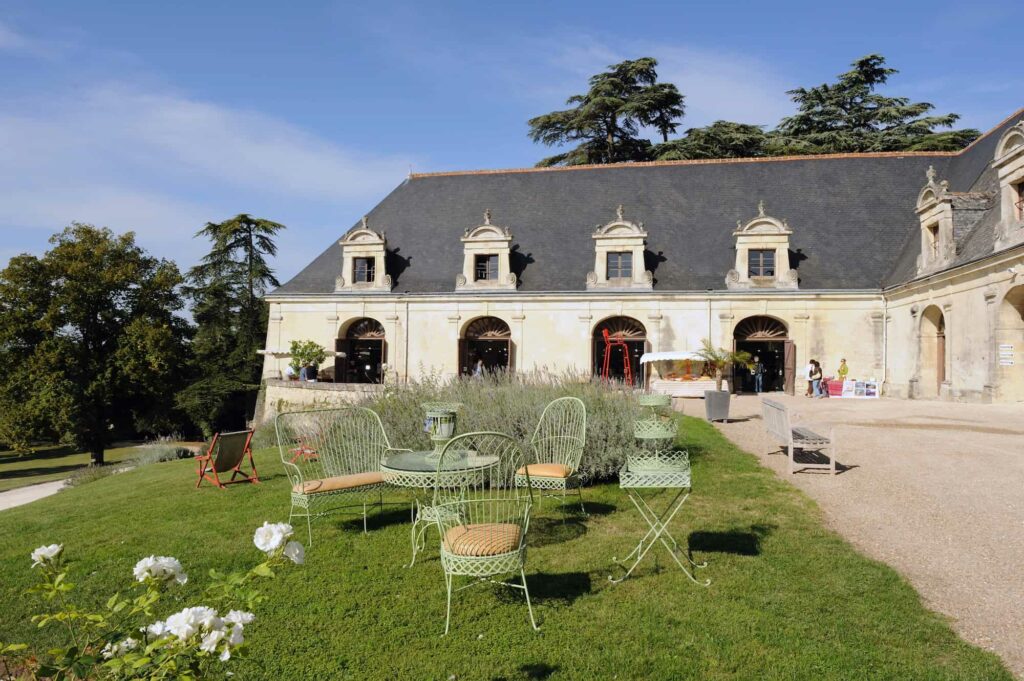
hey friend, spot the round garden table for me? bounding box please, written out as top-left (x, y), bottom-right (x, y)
top-left (381, 449), bottom-right (498, 567)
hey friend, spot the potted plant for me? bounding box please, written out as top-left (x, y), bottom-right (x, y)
top-left (288, 340), bottom-right (328, 382)
top-left (693, 338), bottom-right (751, 423)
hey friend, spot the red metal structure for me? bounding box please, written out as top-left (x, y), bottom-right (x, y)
top-left (600, 328), bottom-right (633, 385)
top-left (195, 430), bottom-right (259, 489)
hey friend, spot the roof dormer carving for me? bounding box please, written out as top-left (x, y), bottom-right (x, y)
top-left (993, 120), bottom-right (1024, 251)
top-left (586, 204), bottom-right (653, 290)
top-left (726, 201), bottom-right (798, 290)
top-left (335, 216), bottom-right (392, 292)
top-left (916, 165), bottom-right (951, 212)
top-left (915, 167), bottom-right (956, 274)
top-left (456, 210), bottom-right (517, 291)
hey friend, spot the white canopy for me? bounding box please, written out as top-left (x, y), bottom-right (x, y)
top-left (640, 351), bottom-right (704, 364)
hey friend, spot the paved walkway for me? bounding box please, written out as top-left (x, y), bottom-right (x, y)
top-left (0, 479), bottom-right (66, 511)
top-left (710, 393), bottom-right (1024, 677)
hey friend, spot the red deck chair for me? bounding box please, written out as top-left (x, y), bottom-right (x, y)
top-left (195, 430), bottom-right (259, 489)
top-left (289, 435), bottom-right (319, 463)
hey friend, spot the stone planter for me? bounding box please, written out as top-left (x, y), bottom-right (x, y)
top-left (704, 390), bottom-right (731, 423)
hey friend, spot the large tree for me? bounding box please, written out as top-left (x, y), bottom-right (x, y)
top-left (654, 121), bottom-right (772, 160)
top-left (528, 58), bottom-right (684, 166)
top-left (771, 54), bottom-right (980, 153)
top-left (177, 214), bottom-right (283, 435)
top-left (0, 225), bottom-right (189, 464)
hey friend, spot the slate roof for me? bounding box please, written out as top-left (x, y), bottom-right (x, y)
top-left (272, 110), bottom-right (1024, 297)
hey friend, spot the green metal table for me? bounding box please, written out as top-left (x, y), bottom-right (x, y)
top-left (609, 452), bottom-right (710, 586)
top-left (381, 449), bottom-right (498, 567)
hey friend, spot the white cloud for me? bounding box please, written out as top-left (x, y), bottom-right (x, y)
top-left (0, 83), bottom-right (414, 272)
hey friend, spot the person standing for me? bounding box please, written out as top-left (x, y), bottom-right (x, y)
top-left (472, 359), bottom-right (484, 378)
top-left (810, 360), bottom-right (824, 398)
top-left (751, 355), bottom-right (766, 393)
top-left (837, 358), bottom-right (850, 383)
top-left (804, 360), bottom-right (815, 397)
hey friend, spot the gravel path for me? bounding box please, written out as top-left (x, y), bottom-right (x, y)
top-left (709, 393), bottom-right (1024, 677)
top-left (0, 479), bottom-right (66, 511)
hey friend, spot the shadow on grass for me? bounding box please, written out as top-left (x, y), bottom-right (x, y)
top-left (528, 517), bottom-right (586, 547)
top-left (0, 463), bottom-right (86, 480)
top-left (518, 571), bottom-right (592, 606)
top-left (337, 507), bottom-right (411, 532)
top-left (492, 662), bottom-right (560, 680)
top-left (688, 524), bottom-right (775, 556)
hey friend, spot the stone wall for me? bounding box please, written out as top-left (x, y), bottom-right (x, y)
top-left (259, 379), bottom-right (384, 425)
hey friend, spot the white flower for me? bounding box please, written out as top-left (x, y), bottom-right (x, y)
top-left (282, 541), bottom-right (304, 565)
top-left (227, 624), bottom-right (245, 647)
top-left (133, 555), bottom-right (187, 585)
top-left (30, 544), bottom-right (63, 568)
top-left (220, 648), bottom-right (232, 662)
top-left (146, 620), bottom-right (168, 638)
top-left (101, 637), bottom-right (138, 659)
top-left (164, 606), bottom-right (220, 641)
top-left (253, 522), bottom-right (293, 554)
top-left (199, 629), bottom-right (225, 654)
top-left (224, 610), bottom-right (255, 626)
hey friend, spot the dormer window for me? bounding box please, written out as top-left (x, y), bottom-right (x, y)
top-left (993, 119), bottom-right (1024, 251)
top-left (914, 166), bottom-right (955, 274)
top-left (586, 205), bottom-right (653, 290)
top-left (725, 201), bottom-right (798, 290)
top-left (607, 252), bottom-right (632, 279)
top-left (456, 210), bottom-right (517, 291)
top-left (748, 249), bottom-right (775, 278)
top-left (354, 257), bottom-right (375, 283)
top-left (474, 254), bottom-right (498, 281)
top-left (334, 216), bottom-right (392, 293)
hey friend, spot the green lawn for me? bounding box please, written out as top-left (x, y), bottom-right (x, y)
top-left (0, 444), bottom-right (148, 493)
top-left (0, 418), bottom-right (1010, 680)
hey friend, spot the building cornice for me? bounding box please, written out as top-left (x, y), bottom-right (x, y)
top-left (883, 242), bottom-right (1024, 295)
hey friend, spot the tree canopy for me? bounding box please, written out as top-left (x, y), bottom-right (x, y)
top-left (527, 58), bottom-right (684, 166)
top-left (530, 54), bottom-right (979, 164)
top-left (176, 214), bottom-right (283, 435)
top-left (0, 225), bottom-right (190, 464)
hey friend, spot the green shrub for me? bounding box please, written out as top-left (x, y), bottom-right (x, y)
top-left (131, 442), bottom-right (193, 466)
top-left (65, 463), bottom-right (121, 487)
top-left (362, 371), bottom-right (643, 481)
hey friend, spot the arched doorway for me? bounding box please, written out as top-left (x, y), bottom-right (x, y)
top-left (733, 316), bottom-right (793, 394)
top-left (336, 318), bottom-right (386, 383)
top-left (460, 317), bottom-right (512, 375)
top-left (919, 306), bottom-right (947, 398)
top-left (996, 286), bottom-right (1024, 401)
top-left (592, 317), bottom-right (646, 386)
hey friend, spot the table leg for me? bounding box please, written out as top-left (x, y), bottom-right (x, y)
top-left (610, 489), bottom-right (710, 586)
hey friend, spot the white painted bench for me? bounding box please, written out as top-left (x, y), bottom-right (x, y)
top-left (761, 398), bottom-right (837, 475)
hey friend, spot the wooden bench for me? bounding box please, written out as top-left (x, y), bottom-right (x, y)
top-left (761, 398), bottom-right (837, 475)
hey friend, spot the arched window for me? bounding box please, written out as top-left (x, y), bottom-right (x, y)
top-left (592, 317), bottom-right (646, 386)
top-left (733, 316), bottom-right (792, 394)
top-left (460, 317), bottom-right (512, 375)
top-left (336, 318), bottom-right (386, 384)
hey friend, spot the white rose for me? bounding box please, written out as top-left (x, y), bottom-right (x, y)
top-left (224, 610), bottom-right (255, 626)
top-left (228, 624), bottom-right (245, 647)
top-left (146, 620), bottom-right (168, 638)
top-left (200, 629), bottom-right (225, 654)
top-left (220, 648), bottom-right (232, 662)
top-left (253, 522), bottom-right (293, 554)
top-left (30, 544), bottom-right (63, 568)
top-left (283, 541), bottom-right (305, 565)
top-left (133, 555), bottom-right (187, 585)
top-left (101, 637), bottom-right (138, 659)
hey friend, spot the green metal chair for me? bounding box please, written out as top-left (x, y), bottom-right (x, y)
top-left (274, 407), bottom-right (408, 545)
top-left (432, 432), bottom-right (538, 634)
top-left (515, 396), bottom-right (587, 515)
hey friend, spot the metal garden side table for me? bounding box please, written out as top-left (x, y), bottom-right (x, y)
top-left (381, 449), bottom-right (498, 567)
top-left (610, 394), bottom-right (710, 585)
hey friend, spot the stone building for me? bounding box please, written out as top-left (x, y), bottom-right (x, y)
top-left (262, 109), bottom-right (1024, 406)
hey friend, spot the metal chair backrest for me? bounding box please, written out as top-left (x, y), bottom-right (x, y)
top-left (212, 431), bottom-right (253, 473)
top-left (433, 432), bottom-right (529, 517)
top-left (530, 396), bottom-right (586, 472)
top-left (275, 407), bottom-right (392, 480)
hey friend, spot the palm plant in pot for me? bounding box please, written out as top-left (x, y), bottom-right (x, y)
top-left (693, 338), bottom-right (751, 422)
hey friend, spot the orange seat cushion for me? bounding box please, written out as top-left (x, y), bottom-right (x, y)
top-left (443, 523), bottom-right (522, 557)
top-left (516, 463), bottom-right (573, 478)
top-left (294, 471), bottom-right (384, 494)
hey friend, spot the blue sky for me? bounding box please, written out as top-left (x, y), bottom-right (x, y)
top-left (1, 0), bottom-right (1020, 282)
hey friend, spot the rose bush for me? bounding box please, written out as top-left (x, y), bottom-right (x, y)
top-left (0, 522), bottom-right (303, 680)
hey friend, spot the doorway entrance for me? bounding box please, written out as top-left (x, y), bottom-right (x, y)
top-left (919, 306), bottom-right (946, 398)
top-left (460, 317), bottom-right (512, 375)
top-left (336, 318), bottom-right (386, 383)
top-left (592, 317), bottom-right (646, 386)
top-left (733, 316), bottom-right (792, 394)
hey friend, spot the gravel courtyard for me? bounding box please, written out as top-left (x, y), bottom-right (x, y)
top-left (709, 393), bottom-right (1024, 677)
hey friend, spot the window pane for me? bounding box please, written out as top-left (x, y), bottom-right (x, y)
top-left (354, 257), bottom-right (375, 283)
top-left (749, 250), bottom-right (775, 277)
top-left (475, 254), bottom-right (498, 281)
top-left (607, 251), bottom-right (632, 278)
